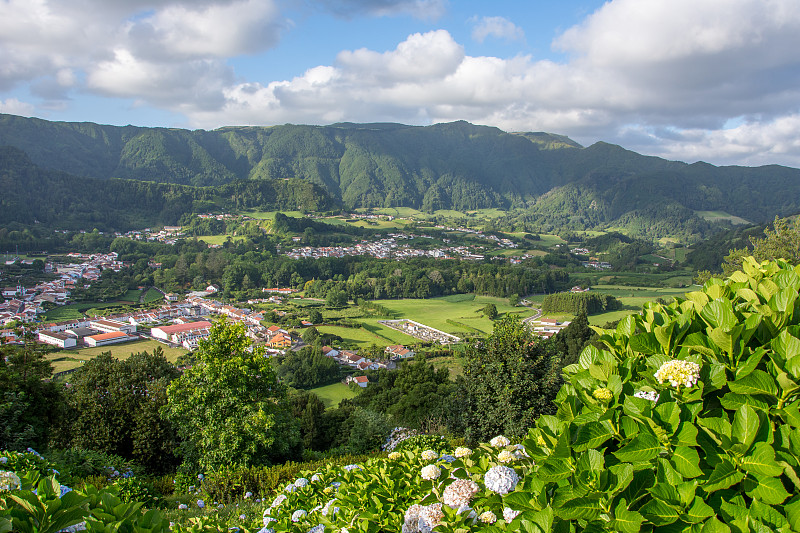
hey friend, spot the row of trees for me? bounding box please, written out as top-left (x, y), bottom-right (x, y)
top-left (541, 291), bottom-right (622, 315)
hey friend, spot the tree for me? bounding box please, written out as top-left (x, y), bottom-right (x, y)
top-left (458, 316), bottom-right (562, 443)
top-left (302, 326), bottom-right (319, 344)
top-left (326, 288), bottom-right (348, 308)
top-left (482, 303), bottom-right (498, 319)
top-left (0, 333), bottom-right (64, 451)
top-left (723, 215), bottom-right (800, 275)
top-left (163, 319), bottom-right (300, 470)
top-left (308, 309), bottom-right (323, 325)
top-left (56, 348), bottom-right (180, 473)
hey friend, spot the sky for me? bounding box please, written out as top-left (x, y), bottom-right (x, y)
top-left (1, 0), bottom-right (800, 168)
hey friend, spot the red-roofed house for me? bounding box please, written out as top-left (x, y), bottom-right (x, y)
top-left (85, 331), bottom-right (132, 347)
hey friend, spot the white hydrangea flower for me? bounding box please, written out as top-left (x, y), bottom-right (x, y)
top-left (178, 504), bottom-right (188, 510)
top-left (271, 494), bottom-right (287, 508)
top-left (403, 504), bottom-right (423, 533)
top-left (421, 450), bottom-right (438, 461)
top-left (343, 464), bottom-right (361, 471)
top-left (418, 503), bottom-right (444, 533)
top-left (292, 509), bottom-right (308, 522)
top-left (497, 450), bottom-right (514, 463)
top-left (654, 360), bottom-right (701, 389)
top-left (503, 507), bottom-right (521, 522)
top-left (633, 390), bottom-right (660, 402)
top-left (442, 479), bottom-right (480, 509)
top-left (479, 511), bottom-right (497, 524)
top-left (484, 465), bottom-right (519, 495)
top-left (0, 471), bottom-right (21, 492)
top-left (490, 435), bottom-right (510, 447)
top-left (257, 528), bottom-right (274, 533)
top-left (0, 457), bottom-right (7, 464)
top-left (308, 525), bottom-right (325, 533)
top-left (311, 474), bottom-right (322, 482)
top-left (294, 477), bottom-right (309, 489)
top-left (420, 464), bottom-right (441, 480)
top-left (263, 516), bottom-right (276, 527)
top-left (322, 499), bottom-right (339, 517)
top-left (388, 451), bottom-right (401, 460)
top-left (454, 447), bottom-right (472, 458)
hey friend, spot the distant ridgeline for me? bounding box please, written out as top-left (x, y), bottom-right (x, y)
top-left (0, 146), bottom-right (335, 231)
top-left (2, 113), bottom-right (800, 235)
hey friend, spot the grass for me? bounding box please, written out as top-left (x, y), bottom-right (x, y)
top-left (428, 355), bottom-right (464, 380)
top-left (60, 339), bottom-right (187, 363)
top-left (196, 234), bottom-right (246, 245)
top-left (119, 289), bottom-right (142, 303)
top-left (308, 382), bottom-right (359, 408)
top-left (695, 210), bottom-right (751, 225)
top-left (42, 301), bottom-right (133, 321)
top-left (369, 295), bottom-right (533, 335)
top-left (143, 288), bottom-right (164, 303)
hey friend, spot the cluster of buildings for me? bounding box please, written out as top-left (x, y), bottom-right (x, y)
top-left (284, 236), bottom-right (488, 262)
top-left (0, 253), bottom-right (123, 327)
top-left (118, 226), bottom-right (184, 244)
top-left (378, 319), bottom-right (461, 344)
top-left (38, 318), bottom-right (138, 349)
top-left (528, 317), bottom-right (572, 339)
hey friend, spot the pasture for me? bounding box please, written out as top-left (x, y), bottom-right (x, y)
top-left (59, 338), bottom-right (187, 363)
top-left (308, 382), bottom-right (359, 408)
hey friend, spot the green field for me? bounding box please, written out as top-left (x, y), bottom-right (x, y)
top-left (429, 355), bottom-right (465, 380)
top-left (535, 285), bottom-right (692, 326)
top-left (196, 234), bottom-right (246, 245)
top-left (309, 382), bottom-right (359, 408)
top-left (143, 287), bottom-right (164, 303)
top-left (42, 301), bottom-right (134, 321)
top-left (370, 295), bottom-right (532, 335)
top-left (119, 289), bottom-right (142, 303)
top-left (696, 210), bottom-right (751, 225)
top-left (244, 210), bottom-right (305, 219)
top-left (60, 338), bottom-right (187, 363)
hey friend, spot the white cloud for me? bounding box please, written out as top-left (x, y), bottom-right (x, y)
top-left (3, 0), bottom-right (800, 166)
top-left (0, 98), bottom-right (35, 116)
top-left (315, 0), bottom-right (447, 20)
top-left (470, 16), bottom-right (525, 43)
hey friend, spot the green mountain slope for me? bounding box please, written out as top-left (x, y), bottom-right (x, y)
top-left (1, 114), bottom-right (800, 235)
top-left (0, 147), bottom-right (336, 231)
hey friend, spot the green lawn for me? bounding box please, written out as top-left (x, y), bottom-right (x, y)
top-left (695, 210), bottom-right (751, 225)
top-left (309, 382), bottom-right (359, 408)
top-left (370, 295), bottom-right (532, 335)
top-left (429, 355), bottom-right (464, 380)
top-left (60, 338), bottom-right (187, 363)
top-left (143, 288), bottom-right (164, 303)
top-left (196, 234), bottom-right (246, 245)
top-left (119, 289), bottom-right (142, 303)
top-left (42, 301), bottom-right (133, 321)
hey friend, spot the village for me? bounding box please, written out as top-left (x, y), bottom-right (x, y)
top-left (0, 252), bottom-right (427, 388)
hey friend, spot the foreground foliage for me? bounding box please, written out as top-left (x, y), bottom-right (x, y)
top-left (4, 257), bottom-right (800, 531)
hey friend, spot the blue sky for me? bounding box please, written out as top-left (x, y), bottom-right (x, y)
top-left (1, 0), bottom-right (800, 167)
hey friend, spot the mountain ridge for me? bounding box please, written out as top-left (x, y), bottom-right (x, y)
top-left (1, 113), bottom-right (799, 238)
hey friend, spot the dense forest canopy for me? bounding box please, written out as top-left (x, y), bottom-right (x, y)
top-left (2, 114), bottom-right (800, 238)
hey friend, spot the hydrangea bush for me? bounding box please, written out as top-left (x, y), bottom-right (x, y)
top-left (4, 257), bottom-right (800, 532)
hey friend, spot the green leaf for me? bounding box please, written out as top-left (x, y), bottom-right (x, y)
top-left (734, 346), bottom-right (766, 379)
top-left (671, 446), bottom-right (703, 478)
top-left (731, 404), bottom-right (760, 454)
top-left (555, 495), bottom-right (602, 521)
top-left (612, 500), bottom-right (644, 533)
top-left (536, 458), bottom-right (574, 482)
top-left (746, 475), bottom-right (791, 505)
top-left (728, 369), bottom-right (778, 397)
top-left (684, 496), bottom-right (715, 523)
top-left (701, 299), bottom-right (736, 330)
top-left (719, 392), bottom-right (769, 413)
top-left (613, 431), bottom-right (662, 463)
top-left (785, 498), bottom-right (800, 531)
top-left (674, 423), bottom-right (699, 447)
top-left (573, 421), bottom-right (615, 452)
top-left (639, 498), bottom-right (680, 526)
top-left (701, 517), bottom-right (732, 533)
top-left (630, 332), bottom-right (662, 355)
top-left (703, 458), bottom-right (745, 492)
top-left (741, 442), bottom-right (784, 477)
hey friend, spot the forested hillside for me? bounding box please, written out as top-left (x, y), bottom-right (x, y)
top-left (0, 147), bottom-right (336, 231)
top-left (2, 114), bottom-right (800, 234)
